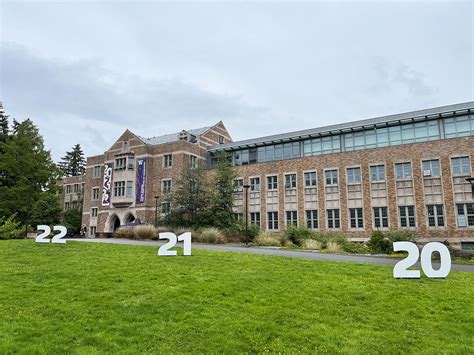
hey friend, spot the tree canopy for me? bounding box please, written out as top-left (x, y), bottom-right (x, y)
top-left (58, 144), bottom-right (86, 177)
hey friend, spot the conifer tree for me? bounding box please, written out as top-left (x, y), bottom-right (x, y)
top-left (59, 144), bottom-right (86, 177)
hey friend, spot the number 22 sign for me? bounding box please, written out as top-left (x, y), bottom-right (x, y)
top-left (35, 225), bottom-right (68, 244)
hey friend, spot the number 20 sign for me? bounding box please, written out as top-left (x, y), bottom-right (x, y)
top-left (393, 242), bottom-right (451, 279)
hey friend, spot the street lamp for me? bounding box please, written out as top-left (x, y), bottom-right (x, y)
top-left (243, 184), bottom-right (250, 246)
top-left (465, 177), bottom-right (474, 196)
top-left (154, 196), bottom-right (160, 226)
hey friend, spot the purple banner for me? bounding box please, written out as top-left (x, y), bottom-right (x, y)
top-left (136, 159), bottom-right (146, 204)
top-left (102, 163), bottom-right (113, 206)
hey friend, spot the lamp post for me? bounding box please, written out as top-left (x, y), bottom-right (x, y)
top-left (243, 184), bottom-right (250, 246)
top-left (154, 196), bottom-right (160, 226)
top-left (465, 177), bottom-right (474, 196)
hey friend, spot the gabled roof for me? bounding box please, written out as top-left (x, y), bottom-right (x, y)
top-left (137, 126), bottom-right (212, 145)
top-left (209, 101), bottom-right (474, 152)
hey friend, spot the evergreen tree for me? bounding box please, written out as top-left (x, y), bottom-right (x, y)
top-left (208, 151), bottom-right (238, 229)
top-left (0, 118), bottom-right (61, 227)
top-left (59, 144), bottom-right (86, 177)
top-left (0, 102), bottom-right (10, 156)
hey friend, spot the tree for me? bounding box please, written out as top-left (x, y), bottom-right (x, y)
top-left (208, 151), bottom-right (238, 229)
top-left (0, 117), bottom-right (61, 227)
top-left (171, 162), bottom-right (211, 226)
top-left (63, 208), bottom-right (82, 234)
top-left (30, 193), bottom-right (62, 228)
top-left (58, 144), bottom-right (86, 177)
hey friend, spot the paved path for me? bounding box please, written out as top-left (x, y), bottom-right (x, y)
top-left (67, 238), bottom-right (474, 272)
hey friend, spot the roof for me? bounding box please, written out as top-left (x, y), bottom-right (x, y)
top-left (137, 126), bottom-right (211, 145)
top-left (208, 101), bottom-right (474, 152)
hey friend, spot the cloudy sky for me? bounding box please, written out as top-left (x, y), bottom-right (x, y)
top-left (0, 0), bottom-right (472, 161)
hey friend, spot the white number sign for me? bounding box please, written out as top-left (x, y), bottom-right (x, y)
top-left (158, 232), bottom-right (192, 256)
top-left (35, 225), bottom-right (68, 244)
top-left (393, 242), bottom-right (451, 279)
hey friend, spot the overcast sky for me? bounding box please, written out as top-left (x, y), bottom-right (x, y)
top-left (1, 0), bottom-right (472, 161)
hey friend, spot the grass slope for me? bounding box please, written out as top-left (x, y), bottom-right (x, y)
top-left (0, 240), bottom-right (473, 353)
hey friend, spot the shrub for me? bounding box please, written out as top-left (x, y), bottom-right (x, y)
top-left (313, 232), bottom-right (347, 249)
top-left (279, 233), bottom-right (290, 247)
top-left (285, 225), bottom-right (315, 246)
top-left (387, 230), bottom-right (416, 243)
top-left (342, 242), bottom-right (369, 254)
top-left (302, 239), bottom-right (321, 250)
top-left (113, 228), bottom-right (135, 239)
top-left (63, 208), bottom-right (82, 235)
top-left (326, 241), bottom-right (342, 253)
top-left (0, 215), bottom-right (21, 240)
top-left (255, 233), bottom-right (281, 247)
top-left (367, 230), bottom-right (391, 254)
top-left (133, 225), bottom-right (157, 240)
top-left (200, 228), bottom-right (226, 244)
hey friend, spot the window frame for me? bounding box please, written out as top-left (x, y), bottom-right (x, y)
top-left (324, 169), bottom-right (339, 186)
top-left (373, 206), bottom-right (389, 229)
top-left (303, 171), bottom-right (317, 187)
top-left (349, 207), bottom-right (364, 229)
top-left (305, 210), bottom-right (318, 229)
top-left (426, 204), bottom-right (445, 228)
top-left (267, 211), bottom-right (279, 230)
top-left (326, 208), bottom-right (340, 229)
top-left (398, 205), bottom-right (416, 228)
top-left (163, 154), bottom-right (173, 168)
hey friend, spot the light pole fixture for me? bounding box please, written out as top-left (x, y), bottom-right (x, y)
top-left (465, 177), bottom-right (474, 196)
top-left (154, 196), bottom-right (160, 226)
top-left (243, 184), bottom-right (251, 246)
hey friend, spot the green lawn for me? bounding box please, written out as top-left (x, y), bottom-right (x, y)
top-left (0, 240), bottom-right (472, 354)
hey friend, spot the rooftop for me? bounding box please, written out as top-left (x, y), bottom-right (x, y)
top-left (208, 101), bottom-right (474, 152)
top-left (137, 126), bottom-right (211, 145)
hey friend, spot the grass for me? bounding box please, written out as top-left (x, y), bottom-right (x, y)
top-left (0, 240), bottom-right (473, 353)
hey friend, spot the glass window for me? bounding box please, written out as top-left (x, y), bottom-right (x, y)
top-left (128, 157), bottom-right (134, 170)
top-left (91, 208), bottom-right (98, 217)
top-left (422, 159), bottom-right (440, 177)
top-left (115, 158), bottom-right (126, 170)
top-left (347, 167), bottom-right (361, 184)
top-left (349, 208), bottom-right (364, 229)
top-left (250, 212), bottom-right (260, 227)
top-left (93, 166), bottom-right (101, 178)
top-left (286, 211), bottom-right (298, 226)
top-left (373, 207), bottom-right (389, 228)
top-left (126, 181), bottom-right (133, 197)
top-left (444, 115), bottom-right (474, 138)
top-left (268, 212), bottom-right (279, 230)
top-left (325, 170), bottom-right (338, 185)
top-left (370, 165), bottom-right (385, 181)
top-left (327, 209), bottom-right (340, 229)
top-left (451, 156), bottom-right (470, 176)
top-left (92, 188), bottom-right (100, 200)
top-left (304, 172), bottom-right (317, 187)
top-left (163, 154), bottom-right (172, 168)
top-left (306, 210), bottom-right (318, 229)
top-left (395, 162), bottom-right (412, 180)
top-left (162, 180), bottom-right (172, 194)
top-left (285, 174), bottom-right (297, 189)
top-left (267, 176), bottom-right (278, 190)
top-left (456, 203), bottom-right (474, 227)
top-left (250, 177), bottom-right (260, 192)
top-left (399, 205), bottom-right (416, 227)
top-left (427, 204), bottom-right (444, 227)
top-left (113, 181), bottom-right (125, 197)
top-left (190, 155), bottom-right (198, 169)
top-left (234, 179), bottom-right (243, 192)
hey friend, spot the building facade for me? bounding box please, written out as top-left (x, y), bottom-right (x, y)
top-left (59, 102), bottom-right (474, 249)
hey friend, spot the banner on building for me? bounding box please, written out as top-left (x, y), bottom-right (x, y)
top-left (102, 163), bottom-right (113, 206)
top-left (136, 158), bottom-right (146, 204)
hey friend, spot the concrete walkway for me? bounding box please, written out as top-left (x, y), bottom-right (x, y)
top-left (67, 238), bottom-right (474, 272)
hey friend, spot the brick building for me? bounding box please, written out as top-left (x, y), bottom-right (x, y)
top-left (59, 102), bottom-right (474, 249)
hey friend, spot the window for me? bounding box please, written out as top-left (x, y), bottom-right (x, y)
top-left (250, 177), bottom-right (260, 192)
top-left (286, 211), bottom-right (298, 226)
top-left (73, 184), bottom-right (79, 193)
top-left (306, 210), bottom-right (318, 229)
top-left (92, 188), bottom-right (100, 200)
top-left (126, 181), bottom-right (133, 197)
top-left (304, 172), bottom-right (317, 187)
top-left (451, 156), bottom-right (470, 176)
top-left (399, 206), bottom-right (416, 227)
top-left (370, 165), bottom-right (385, 182)
top-left (64, 202), bottom-right (70, 210)
top-left (327, 209), bottom-right (340, 229)
top-left (90, 226), bottom-right (96, 236)
top-left (91, 208), bottom-right (98, 217)
top-left (267, 176), bottom-right (278, 190)
top-left (71, 201), bottom-right (78, 209)
top-left (240, 142), bottom-right (300, 165)
top-left (444, 115), bottom-right (474, 138)
top-left (373, 207), bottom-right (389, 228)
top-left (303, 135), bottom-right (340, 156)
top-left (128, 157), bottom-right (134, 170)
top-left (325, 170), bottom-right (338, 185)
top-left (164, 154), bottom-right (172, 168)
top-left (268, 212), bottom-right (279, 230)
top-left (347, 167), bottom-right (361, 184)
top-left (161, 202), bottom-right (171, 214)
top-left (285, 174), bottom-right (296, 189)
top-left (395, 162), bottom-right (412, 180)
top-left (456, 203), bottom-right (474, 227)
top-left (234, 179), bottom-right (243, 192)
top-left (422, 159), bottom-right (440, 177)
top-left (427, 204), bottom-right (445, 227)
top-left (250, 212), bottom-right (260, 227)
top-left (219, 135), bottom-right (225, 144)
top-left (190, 155), bottom-right (198, 169)
top-left (93, 166), bottom-right (101, 178)
top-left (189, 180), bottom-right (198, 193)
top-left (162, 180), bottom-right (172, 194)
top-left (113, 181), bottom-right (125, 197)
top-left (115, 158), bottom-right (126, 170)
top-left (66, 185), bottom-right (72, 194)
top-left (234, 213), bottom-right (243, 221)
top-left (349, 208), bottom-right (364, 228)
